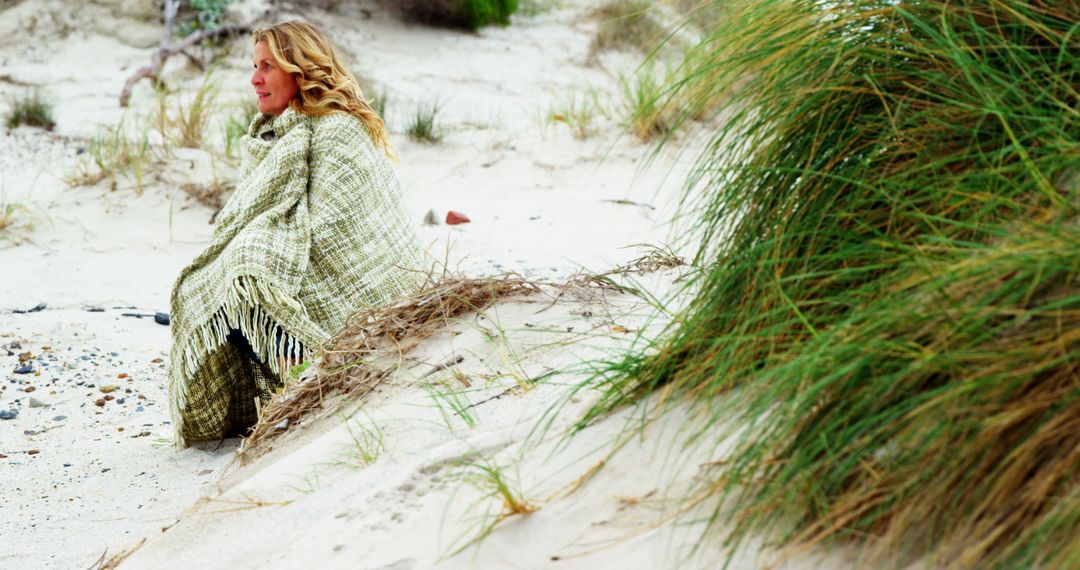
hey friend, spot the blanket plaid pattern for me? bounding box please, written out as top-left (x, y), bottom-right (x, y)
top-left (168, 107), bottom-right (423, 445)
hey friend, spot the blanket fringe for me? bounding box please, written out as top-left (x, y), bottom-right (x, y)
top-left (170, 276), bottom-right (309, 445)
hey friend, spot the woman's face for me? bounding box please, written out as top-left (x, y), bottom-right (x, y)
top-left (251, 40), bottom-right (299, 116)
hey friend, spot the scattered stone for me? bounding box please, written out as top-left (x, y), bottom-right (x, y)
top-left (13, 302), bottom-right (47, 314)
top-left (274, 418), bottom-right (289, 430)
top-left (0, 453), bottom-right (7, 458)
top-left (27, 449), bottom-right (39, 455)
top-left (6, 341), bottom-right (21, 350)
top-left (52, 415), bottom-right (66, 421)
top-left (104, 395), bottom-right (115, 402)
top-left (151, 358), bottom-right (163, 364)
top-left (423, 209), bottom-right (439, 225)
top-left (0, 410), bottom-right (17, 420)
top-left (116, 373), bottom-right (128, 379)
top-left (117, 398), bottom-right (126, 404)
top-left (154, 312), bottom-right (170, 326)
top-left (135, 406), bottom-right (144, 412)
top-left (117, 427), bottom-right (124, 432)
top-left (84, 306), bottom-right (105, 312)
top-left (197, 469), bottom-right (214, 476)
top-left (445, 210), bottom-right (471, 225)
top-left (14, 363), bottom-right (33, 374)
top-left (24, 429), bottom-right (37, 436)
top-left (28, 397), bottom-right (47, 408)
top-left (23, 386), bottom-right (36, 393)
top-left (99, 385), bottom-right (120, 393)
top-left (18, 351), bottom-right (32, 362)
top-left (133, 431), bottom-right (151, 437)
top-left (94, 399), bottom-right (106, 407)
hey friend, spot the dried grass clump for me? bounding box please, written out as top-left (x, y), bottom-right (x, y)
top-left (378, 0), bottom-right (518, 31)
top-left (583, 0), bottom-right (1080, 567)
top-left (180, 180), bottom-right (233, 213)
top-left (239, 274), bottom-right (543, 456)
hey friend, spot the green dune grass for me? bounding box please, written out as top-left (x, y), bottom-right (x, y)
top-left (579, 1), bottom-right (1080, 567)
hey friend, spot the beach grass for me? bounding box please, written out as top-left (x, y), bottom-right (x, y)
top-left (4, 91), bottom-right (56, 131)
top-left (66, 115), bottom-right (155, 194)
top-left (548, 86), bottom-right (607, 139)
top-left (406, 101), bottom-right (443, 143)
top-left (575, 0), bottom-right (1080, 567)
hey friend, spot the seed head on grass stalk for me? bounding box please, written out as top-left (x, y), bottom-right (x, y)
top-left (575, 0), bottom-right (1080, 567)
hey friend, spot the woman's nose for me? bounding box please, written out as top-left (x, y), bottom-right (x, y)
top-left (251, 72), bottom-right (261, 87)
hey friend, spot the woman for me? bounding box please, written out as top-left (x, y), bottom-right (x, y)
top-left (168, 21), bottom-right (422, 446)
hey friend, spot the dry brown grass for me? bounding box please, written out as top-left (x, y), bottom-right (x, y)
top-left (180, 179), bottom-right (233, 213)
top-left (238, 274), bottom-right (545, 459)
top-left (237, 249), bottom-right (685, 459)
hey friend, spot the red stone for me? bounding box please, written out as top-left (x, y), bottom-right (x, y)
top-left (445, 210), bottom-right (471, 225)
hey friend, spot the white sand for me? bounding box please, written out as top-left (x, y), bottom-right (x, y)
top-left (2, 1), bottom-right (853, 568)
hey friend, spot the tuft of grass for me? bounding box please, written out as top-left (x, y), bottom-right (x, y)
top-left (5, 91), bottom-right (56, 131)
top-left (223, 98), bottom-right (258, 161)
top-left (383, 0), bottom-right (519, 31)
top-left (0, 193), bottom-right (32, 245)
top-left (66, 115), bottom-right (155, 194)
top-left (591, 0), bottom-right (666, 54)
top-left (619, 63), bottom-right (677, 142)
top-left (548, 86), bottom-right (607, 140)
top-left (406, 101), bottom-right (443, 143)
top-left (578, 0), bottom-right (1080, 568)
top-left (426, 383), bottom-right (478, 430)
top-left (170, 73), bottom-right (220, 148)
top-left (369, 87), bottom-right (388, 121)
top-left (337, 415), bottom-right (385, 468)
top-left (450, 458), bottom-right (537, 555)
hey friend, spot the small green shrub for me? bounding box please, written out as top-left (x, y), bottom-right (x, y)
top-left (384, 0), bottom-right (518, 31)
top-left (5, 91), bottom-right (56, 131)
top-left (178, 0), bottom-right (235, 37)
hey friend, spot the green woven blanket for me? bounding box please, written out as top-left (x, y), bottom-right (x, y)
top-left (168, 108), bottom-right (423, 446)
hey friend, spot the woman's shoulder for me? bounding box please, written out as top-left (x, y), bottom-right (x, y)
top-left (311, 110), bottom-right (371, 141)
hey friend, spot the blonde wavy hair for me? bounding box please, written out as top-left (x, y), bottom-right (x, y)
top-left (254, 21), bottom-right (392, 156)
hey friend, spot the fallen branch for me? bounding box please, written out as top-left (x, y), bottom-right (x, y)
top-left (119, 0), bottom-right (251, 106)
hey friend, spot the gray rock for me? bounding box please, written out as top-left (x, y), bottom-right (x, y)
top-left (28, 397), bottom-right (48, 408)
top-left (0, 410), bottom-right (18, 420)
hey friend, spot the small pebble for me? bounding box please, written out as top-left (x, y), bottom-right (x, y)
top-left (0, 410), bottom-right (18, 420)
top-left (135, 406), bottom-right (144, 412)
top-left (23, 386), bottom-right (36, 393)
top-left (14, 364), bottom-right (33, 374)
top-left (99, 385), bottom-right (119, 393)
top-left (28, 397), bottom-right (47, 408)
top-left (94, 399), bottom-right (106, 407)
top-left (116, 373), bottom-right (128, 379)
top-left (52, 415), bottom-right (66, 421)
top-left (27, 449), bottom-right (39, 455)
top-left (104, 395), bottom-right (115, 402)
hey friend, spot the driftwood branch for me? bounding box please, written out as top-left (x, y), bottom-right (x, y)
top-left (119, 0), bottom-right (251, 107)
